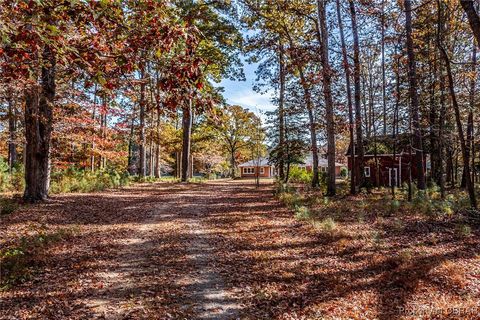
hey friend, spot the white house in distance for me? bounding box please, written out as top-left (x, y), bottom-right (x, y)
top-left (238, 157), bottom-right (276, 178)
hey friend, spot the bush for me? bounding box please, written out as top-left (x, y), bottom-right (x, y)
top-left (288, 166), bottom-right (312, 184)
top-left (455, 224), bottom-right (472, 238)
top-left (312, 217), bottom-right (337, 233)
top-left (389, 199), bottom-right (401, 214)
top-left (340, 167), bottom-right (348, 178)
top-left (0, 158), bottom-right (24, 193)
top-left (50, 167), bottom-right (133, 194)
top-left (278, 191), bottom-right (303, 208)
top-left (294, 206), bottom-right (312, 220)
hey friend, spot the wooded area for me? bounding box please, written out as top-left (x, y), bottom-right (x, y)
top-left (1, 0), bottom-right (480, 204)
top-left (2, 0), bottom-right (480, 319)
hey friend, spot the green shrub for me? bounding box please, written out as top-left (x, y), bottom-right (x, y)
top-left (50, 167), bottom-right (133, 194)
top-left (0, 158), bottom-right (24, 193)
top-left (455, 224), bottom-right (472, 238)
top-left (289, 166), bottom-right (313, 184)
top-left (294, 206), bottom-right (312, 220)
top-left (389, 199), bottom-right (401, 214)
top-left (278, 191), bottom-right (303, 208)
top-left (340, 167), bottom-right (348, 178)
top-left (312, 217), bottom-right (337, 233)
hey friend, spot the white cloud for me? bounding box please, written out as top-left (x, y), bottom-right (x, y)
top-left (226, 88), bottom-right (275, 113)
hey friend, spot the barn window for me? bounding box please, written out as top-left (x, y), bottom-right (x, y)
top-left (260, 167), bottom-right (265, 174)
top-left (364, 166), bottom-right (371, 177)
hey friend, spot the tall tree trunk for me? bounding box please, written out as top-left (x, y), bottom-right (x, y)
top-left (462, 43), bottom-right (476, 188)
top-left (299, 71), bottom-right (320, 189)
top-left (7, 94), bottom-right (17, 172)
top-left (438, 54), bottom-right (447, 198)
top-left (316, 0), bottom-right (336, 196)
top-left (381, 0), bottom-right (387, 136)
top-left (230, 147), bottom-right (236, 178)
top-left (24, 46), bottom-right (55, 202)
top-left (428, 46), bottom-right (439, 184)
top-left (90, 84), bottom-right (97, 172)
top-left (461, 0), bottom-right (480, 47)
top-left (127, 102), bottom-right (137, 175)
top-left (368, 63), bottom-right (380, 188)
top-left (446, 147), bottom-right (454, 186)
top-left (349, 0), bottom-right (365, 189)
top-left (404, 0), bottom-right (426, 190)
top-left (438, 0), bottom-right (477, 208)
top-left (392, 43), bottom-right (401, 198)
top-left (335, 0), bottom-right (356, 194)
top-left (181, 99), bottom-right (192, 182)
top-left (284, 30), bottom-right (320, 188)
top-left (99, 97), bottom-right (107, 170)
top-left (278, 41), bottom-right (286, 181)
top-left (138, 62), bottom-right (147, 177)
top-left (469, 43), bottom-right (477, 186)
top-left (154, 111), bottom-right (161, 178)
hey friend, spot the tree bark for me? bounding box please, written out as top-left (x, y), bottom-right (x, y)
top-left (438, 0), bottom-right (477, 208)
top-left (392, 43), bottom-right (401, 198)
top-left (349, 0), bottom-right (365, 189)
top-left (438, 53), bottom-right (447, 198)
top-left (7, 93), bottom-right (17, 172)
top-left (381, 0), bottom-right (387, 136)
top-left (461, 0), bottom-right (480, 47)
top-left (316, 0), bottom-right (336, 196)
top-left (138, 62), bottom-right (147, 177)
top-left (154, 110), bottom-right (161, 178)
top-left (404, 0), bottom-right (426, 190)
top-left (335, 0), bottom-right (356, 194)
top-left (469, 43), bottom-right (476, 186)
top-left (90, 84), bottom-right (98, 172)
top-left (299, 69), bottom-right (320, 188)
top-left (23, 46), bottom-right (55, 202)
top-left (181, 99), bottom-right (192, 182)
top-left (284, 30), bottom-right (320, 188)
top-left (278, 41), bottom-right (286, 181)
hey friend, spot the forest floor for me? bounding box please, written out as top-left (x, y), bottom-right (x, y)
top-left (1, 180), bottom-right (480, 319)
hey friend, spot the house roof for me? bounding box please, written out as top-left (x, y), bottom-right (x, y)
top-left (303, 154), bottom-right (345, 167)
top-left (238, 157), bottom-right (271, 167)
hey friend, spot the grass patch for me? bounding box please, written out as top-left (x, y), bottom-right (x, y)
top-left (294, 206), bottom-right (312, 220)
top-left (455, 223), bottom-right (472, 238)
top-left (312, 217), bottom-right (337, 233)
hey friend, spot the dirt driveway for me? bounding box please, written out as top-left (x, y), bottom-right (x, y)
top-left (2, 180), bottom-right (479, 320)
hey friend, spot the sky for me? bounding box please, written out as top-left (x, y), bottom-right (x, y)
top-left (215, 60), bottom-right (276, 115)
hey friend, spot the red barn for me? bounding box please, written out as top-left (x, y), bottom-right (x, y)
top-left (347, 135), bottom-right (428, 187)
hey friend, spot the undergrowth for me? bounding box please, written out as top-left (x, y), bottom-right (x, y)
top-left (0, 225), bottom-right (77, 290)
top-left (276, 180), bottom-right (476, 240)
top-left (0, 197), bottom-right (19, 215)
